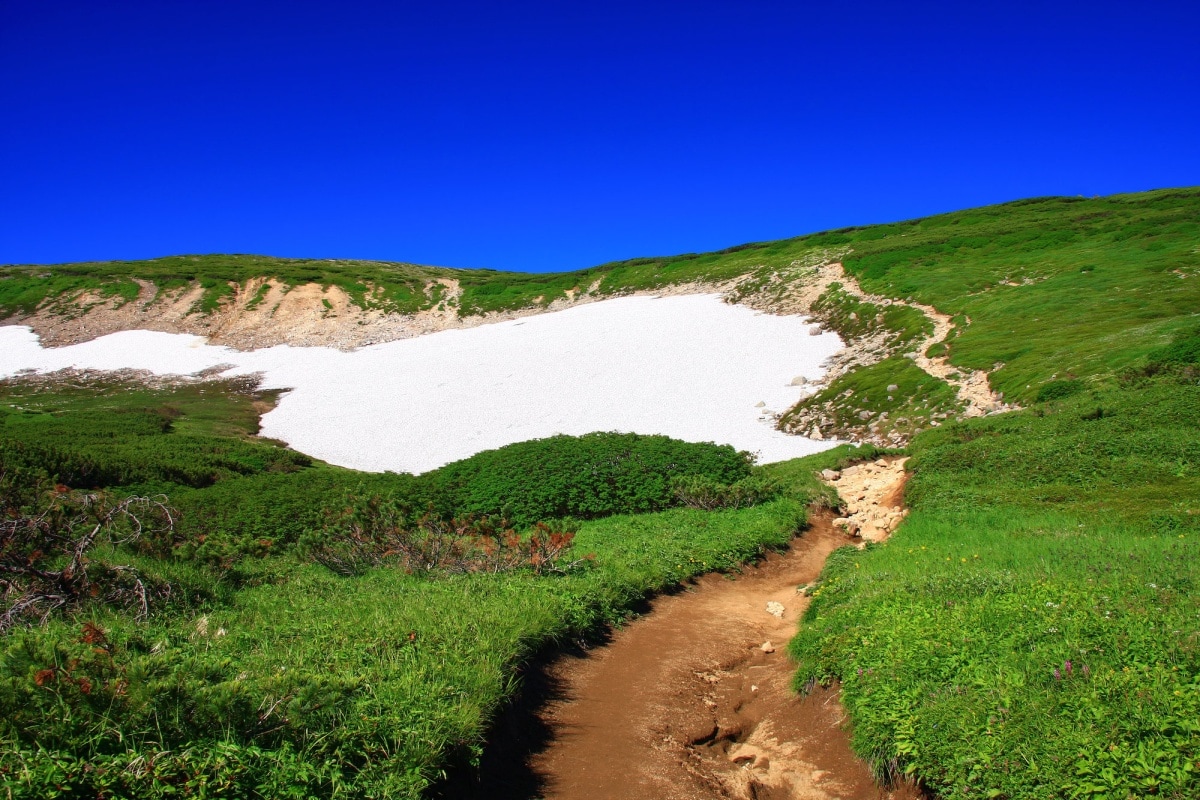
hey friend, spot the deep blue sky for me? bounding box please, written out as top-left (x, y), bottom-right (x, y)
top-left (2, 1), bottom-right (1197, 272)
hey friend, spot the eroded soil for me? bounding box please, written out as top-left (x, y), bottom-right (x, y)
top-left (448, 461), bottom-right (919, 800)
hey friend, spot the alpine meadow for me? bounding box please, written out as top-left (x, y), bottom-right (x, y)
top-left (1, 187), bottom-right (1198, 799)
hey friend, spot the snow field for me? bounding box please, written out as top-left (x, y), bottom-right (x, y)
top-left (0, 294), bottom-right (843, 473)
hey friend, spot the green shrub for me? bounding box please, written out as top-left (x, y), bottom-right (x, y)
top-left (422, 432), bottom-right (753, 528)
top-left (1036, 378), bottom-right (1084, 402)
top-left (670, 473), bottom-right (779, 510)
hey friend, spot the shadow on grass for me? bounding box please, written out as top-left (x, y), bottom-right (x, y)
top-left (431, 633), bottom-right (613, 799)
top-left (431, 594), bottom-right (660, 799)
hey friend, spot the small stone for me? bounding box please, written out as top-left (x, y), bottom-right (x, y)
top-left (751, 684), bottom-right (759, 692)
top-left (820, 469), bottom-right (840, 481)
top-left (886, 384), bottom-right (899, 392)
top-left (790, 375), bottom-right (808, 386)
top-left (809, 426), bottom-right (823, 440)
top-left (760, 641), bottom-right (776, 653)
top-left (808, 325), bottom-right (823, 336)
top-left (730, 743), bottom-right (762, 765)
top-left (857, 410), bottom-right (872, 420)
top-left (765, 601), bottom-right (785, 618)
top-left (755, 401), bottom-right (765, 407)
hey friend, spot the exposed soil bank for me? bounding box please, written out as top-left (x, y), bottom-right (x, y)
top-left (9, 276), bottom-right (736, 352)
top-left (444, 482), bottom-right (920, 799)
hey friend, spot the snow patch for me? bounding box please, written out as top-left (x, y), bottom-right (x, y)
top-left (0, 294), bottom-right (844, 473)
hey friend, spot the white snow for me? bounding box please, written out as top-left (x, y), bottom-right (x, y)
top-left (0, 294), bottom-right (843, 473)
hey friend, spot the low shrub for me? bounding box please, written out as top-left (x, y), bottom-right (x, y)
top-left (670, 474), bottom-right (779, 510)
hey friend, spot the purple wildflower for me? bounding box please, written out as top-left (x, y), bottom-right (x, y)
top-left (1065, 660), bottom-right (1073, 676)
top-left (1053, 668), bottom-right (1062, 681)
top-left (1082, 664), bottom-right (1091, 677)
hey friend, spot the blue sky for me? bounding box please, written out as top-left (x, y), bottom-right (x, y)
top-left (2, 1), bottom-right (1197, 272)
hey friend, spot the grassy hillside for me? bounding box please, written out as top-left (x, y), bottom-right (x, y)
top-left (0, 375), bottom-right (838, 797)
top-left (3, 188), bottom-right (1196, 394)
top-left (0, 187), bottom-right (1198, 798)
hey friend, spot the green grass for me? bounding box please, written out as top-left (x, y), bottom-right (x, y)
top-left (790, 374), bottom-right (1200, 799)
top-left (2, 187), bottom-right (1199, 798)
top-left (780, 356), bottom-right (962, 439)
top-left (0, 376), bottom-right (826, 798)
top-left (1, 474), bottom-right (812, 798)
top-left (3, 192), bottom-right (1197, 386)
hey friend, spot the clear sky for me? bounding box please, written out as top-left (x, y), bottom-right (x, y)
top-left (2, 1), bottom-right (1197, 273)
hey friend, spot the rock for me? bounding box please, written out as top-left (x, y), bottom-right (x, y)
top-left (834, 518), bottom-right (861, 536)
top-left (848, 312), bottom-right (858, 321)
top-left (809, 426), bottom-right (823, 441)
top-left (729, 743), bottom-right (762, 765)
top-left (875, 459), bottom-right (888, 467)
top-left (820, 468), bottom-right (840, 481)
top-left (857, 410), bottom-right (872, 420)
top-left (755, 401), bottom-right (765, 407)
top-left (760, 641), bottom-right (776, 653)
top-left (790, 375), bottom-right (808, 386)
top-left (765, 601), bottom-right (785, 618)
top-left (887, 383), bottom-right (899, 392)
top-left (808, 325), bottom-right (823, 335)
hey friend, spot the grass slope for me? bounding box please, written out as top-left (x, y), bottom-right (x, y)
top-left (0, 377), bottom-right (836, 797)
top-left (1, 187), bottom-right (1198, 798)
top-left (792, 367), bottom-right (1200, 799)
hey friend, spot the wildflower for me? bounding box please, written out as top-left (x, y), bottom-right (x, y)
top-left (1082, 664), bottom-right (1090, 677)
top-left (1065, 660), bottom-right (1073, 676)
top-left (1053, 668), bottom-right (1062, 681)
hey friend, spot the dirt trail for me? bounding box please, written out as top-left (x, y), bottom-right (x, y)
top-left (451, 459), bottom-right (918, 800)
top-left (739, 261), bottom-right (1010, 419)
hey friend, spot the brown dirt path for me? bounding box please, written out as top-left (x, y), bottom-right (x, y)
top-left (445, 470), bottom-right (920, 800)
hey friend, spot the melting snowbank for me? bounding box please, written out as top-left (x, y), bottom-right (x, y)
top-left (0, 294), bottom-right (843, 473)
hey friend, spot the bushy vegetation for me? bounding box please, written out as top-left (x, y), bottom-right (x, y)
top-left (0, 376), bottom-right (802, 798)
top-left (420, 431), bottom-right (752, 527)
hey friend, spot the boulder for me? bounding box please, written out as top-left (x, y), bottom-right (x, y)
top-left (820, 469), bottom-right (841, 481)
top-left (790, 375), bottom-right (808, 386)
